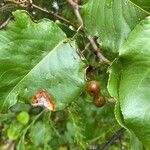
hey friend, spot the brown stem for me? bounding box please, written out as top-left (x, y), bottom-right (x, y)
top-left (7, 140), bottom-right (14, 150)
top-left (82, 42), bottom-right (90, 54)
top-left (31, 3), bottom-right (77, 29)
top-left (0, 16), bottom-right (12, 29)
top-left (101, 128), bottom-right (125, 150)
top-left (88, 36), bottom-right (110, 64)
top-left (67, 0), bottom-right (83, 27)
top-left (68, 0), bottom-right (110, 64)
top-left (4, 0), bottom-right (78, 29)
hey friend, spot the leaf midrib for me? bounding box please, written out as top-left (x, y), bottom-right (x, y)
top-left (129, 0), bottom-right (150, 15)
top-left (3, 39), bottom-right (67, 109)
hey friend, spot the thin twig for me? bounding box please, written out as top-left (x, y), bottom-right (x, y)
top-left (82, 42), bottom-right (90, 54)
top-left (7, 140), bottom-right (14, 150)
top-left (88, 36), bottom-right (110, 64)
top-left (68, 0), bottom-right (110, 64)
top-left (5, 0), bottom-right (78, 28)
top-left (0, 16), bottom-right (12, 29)
top-left (119, 137), bottom-right (123, 150)
top-left (67, 0), bottom-right (83, 27)
top-left (0, 3), bottom-right (16, 13)
top-left (31, 3), bottom-right (77, 28)
top-left (101, 128), bottom-right (125, 150)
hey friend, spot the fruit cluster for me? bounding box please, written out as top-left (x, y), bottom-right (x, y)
top-left (87, 80), bottom-right (105, 107)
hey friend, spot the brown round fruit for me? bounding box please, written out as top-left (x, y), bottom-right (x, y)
top-left (87, 80), bottom-right (100, 96)
top-left (94, 96), bottom-right (105, 107)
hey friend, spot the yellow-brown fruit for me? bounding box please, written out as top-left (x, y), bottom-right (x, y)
top-left (87, 80), bottom-right (100, 96)
top-left (94, 96), bottom-right (105, 107)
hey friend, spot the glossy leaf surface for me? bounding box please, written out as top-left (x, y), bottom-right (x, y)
top-left (108, 17), bottom-right (150, 149)
top-left (82, 0), bottom-right (148, 53)
top-left (0, 10), bottom-right (87, 112)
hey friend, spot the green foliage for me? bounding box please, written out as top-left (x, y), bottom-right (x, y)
top-left (130, 0), bottom-right (150, 13)
top-left (0, 10), bottom-right (86, 111)
top-left (81, 0), bottom-right (148, 54)
top-left (29, 121), bottom-right (51, 146)
top-left (108, 17), bottom-right (150, 149)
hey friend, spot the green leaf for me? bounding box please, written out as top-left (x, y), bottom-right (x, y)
top-left (108, 59), bottom-right (126, 128)
top-left (29, 121), bottom-right (51, 146)
top-left (130, 132), bottom-right (144, 150)
top-left (0, 10), bottom-right (87, 112)
top-left (108, 17), bottom-right (150, 149)
top-left (17, 111), bottom-right (30, 125)
top-left (130, 0), bottom-right (150, 13)
top-left (81, 0), bottom-right (148, 53)
top-left (11, 102), bottom-right (31, 112)
top-left (0, 112), bottom-right (15, 122)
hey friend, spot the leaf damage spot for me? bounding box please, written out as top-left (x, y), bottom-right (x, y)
top-left (31, 90), bottom-right (56, 111)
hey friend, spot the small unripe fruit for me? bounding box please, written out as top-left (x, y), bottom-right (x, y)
top-left (94, 96), bottom-right (105, 107)
top-left (87, 80), bottom-right (100, 96)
